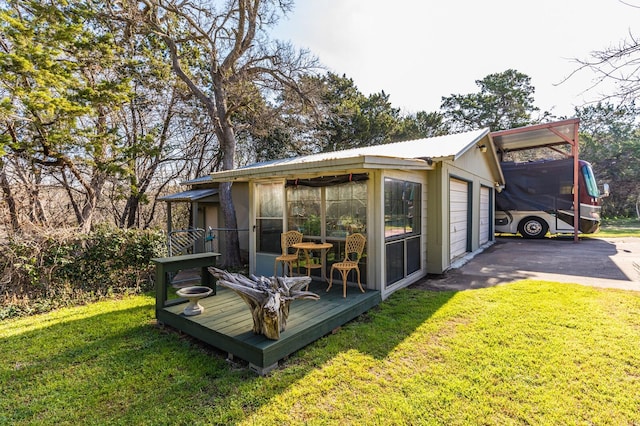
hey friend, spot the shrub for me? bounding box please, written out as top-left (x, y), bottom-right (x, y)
top-left (0, 225), bottom-right (166, 319)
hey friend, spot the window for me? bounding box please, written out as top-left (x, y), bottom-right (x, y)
top-left (286, 178), bottom-right (367, 240)
top-left (326, 182), bottom-right (367, 238)
top-left (582, 164), bottom-right (600, 197)
top-left (285, 176), bottom-right (368, 283)
top-left (256, 182), bottom-right (284, 253)
top-left (384, 178), bottom-right (422, 286)
top-left (287, 186), bottom-right (321, 236)
top-left (385, 178), bottom-right (420, 238)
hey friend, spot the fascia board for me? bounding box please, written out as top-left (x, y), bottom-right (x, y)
top-left (206, 155), bottom-right (434, 183)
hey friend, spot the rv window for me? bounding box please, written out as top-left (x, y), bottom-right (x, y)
top-left (559, 182), bottom-right (573, 195)
top-left (581, 164), bottom-right (600, 198)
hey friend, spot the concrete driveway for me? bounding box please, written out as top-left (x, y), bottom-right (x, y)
top-left (412, 236), bottom-right (640, 292)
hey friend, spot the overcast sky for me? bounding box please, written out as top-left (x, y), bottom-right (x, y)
top-left (272, 0), bottom-right (639, 118)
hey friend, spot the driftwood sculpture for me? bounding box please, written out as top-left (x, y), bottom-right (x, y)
top-left (208, 267), bottom-right (320, 340)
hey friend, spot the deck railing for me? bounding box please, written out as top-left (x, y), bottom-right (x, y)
top-left (152, 252), bottom-right (221, 314)
top-left (168, 228), bottom-right (205, 256)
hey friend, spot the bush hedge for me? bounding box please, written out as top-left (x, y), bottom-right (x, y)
top-left (0, 225), bottom-right (166, 319)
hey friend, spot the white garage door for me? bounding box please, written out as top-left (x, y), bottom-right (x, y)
top-left (450, 178), bottom-right (469, 260)
top-left (480, 186), bottom-right (490, 245)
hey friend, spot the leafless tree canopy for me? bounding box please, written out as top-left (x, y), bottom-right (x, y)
top-left (566, 30), bottom-right (640, 105)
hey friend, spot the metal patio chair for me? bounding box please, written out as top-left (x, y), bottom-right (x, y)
top-left (274, 230), bottom-right (303, 277)
top-left (327, 233), bottom-right (366, 298)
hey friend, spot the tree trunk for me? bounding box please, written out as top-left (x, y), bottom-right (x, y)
top-left (212, 76), bottom-right (242, 267)
top-left (78, 169), bottom-right (106, 232)
top-left (0, 158), bottom-right (20, 233)
top-left (29, 168), bottom-right (47, 226)
top-left (61, 170), bottom-right (83, 226)
top-left (122, 195), bottom-right (139, 228)
top-left (219, 181), bottom-right (242, 266)
top-left (79, 109), bottom-right (110, 232)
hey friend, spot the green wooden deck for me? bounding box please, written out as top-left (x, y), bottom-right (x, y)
top-left (157, 280), bottom-right (381, 374)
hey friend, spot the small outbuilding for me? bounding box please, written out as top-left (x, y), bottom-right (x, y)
top-left (166, 128), bottom-right (504, 300)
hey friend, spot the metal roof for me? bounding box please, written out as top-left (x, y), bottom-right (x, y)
top-left (157, 188), bottom-right (218, 202)
top-left (490, 118), bottom-right (579, 153)
top-left (205, 128), bottom-right (498, 182)
top-left (182, 175), bottom-right (215, 185)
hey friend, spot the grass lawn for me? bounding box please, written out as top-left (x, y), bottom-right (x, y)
top-left (1, 281), bottom-right (639, 425)
top-left (596, 217), bottom-right (640, 238)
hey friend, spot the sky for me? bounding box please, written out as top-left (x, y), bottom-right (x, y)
top-left (272, 0), bottom-right (639, 118)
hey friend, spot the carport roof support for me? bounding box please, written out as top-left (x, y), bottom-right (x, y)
top-left (490, 118), bottom-right (581, 242)
top-left (490, 118), bottom-right (579, 153)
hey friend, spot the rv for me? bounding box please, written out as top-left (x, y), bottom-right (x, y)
top-left (495, 158), bottom-right (607, 238)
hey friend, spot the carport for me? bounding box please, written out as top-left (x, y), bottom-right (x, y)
top-left (490, 118), bottom-right (581, 241)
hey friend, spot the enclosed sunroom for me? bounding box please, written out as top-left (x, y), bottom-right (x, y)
top-left (178, 128), bottom-right (504, 299)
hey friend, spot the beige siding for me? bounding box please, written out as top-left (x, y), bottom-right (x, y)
top-left (204, 205), bottom-right (219, 252)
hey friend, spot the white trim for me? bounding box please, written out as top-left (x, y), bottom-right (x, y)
top-left (380, 170), bottom-right (428, 299)
top-left (207, 155), bottom-right (434, 182)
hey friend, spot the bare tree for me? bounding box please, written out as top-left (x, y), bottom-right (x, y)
top-left (117, 84), bottom-right (180, 228)
top-left (109, 0), bottom-right (319, 267)
top-left (567, 29), bottom-right (640, 104)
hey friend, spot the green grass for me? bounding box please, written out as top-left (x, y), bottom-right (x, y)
top-left (596, 217), bottom-right (640, 238)
top-left (2, 282), bottom-right (640, 425)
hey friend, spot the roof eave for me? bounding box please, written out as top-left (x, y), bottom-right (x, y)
top-left (157, 188), bottom-right (219, 202)
top-left (431, 130), bottom-right (505, 185)
top-left (451, 128), bottom-right (491, 160)
top-left (206, 155), bottom-right (434, 183)
top-left (487, 135), bottom-right (506, 185)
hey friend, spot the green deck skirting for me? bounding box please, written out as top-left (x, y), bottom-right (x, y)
top-left (157, 280), bottom-right (381, 369)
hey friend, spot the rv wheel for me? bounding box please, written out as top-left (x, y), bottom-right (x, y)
top-left (518, 217), bottom-right (548, 239)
